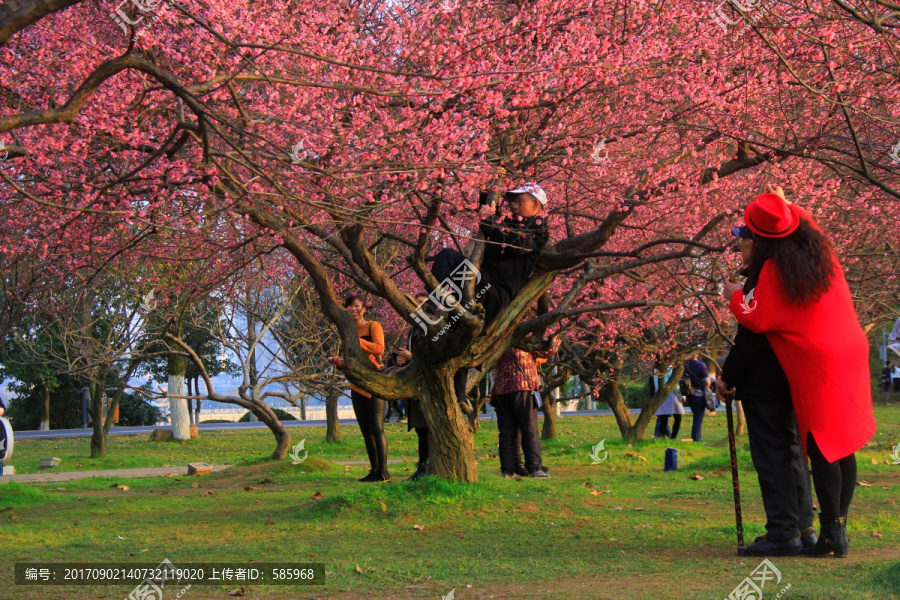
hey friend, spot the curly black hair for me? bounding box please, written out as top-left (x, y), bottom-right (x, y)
top-left (747, 218), bottom-right (836, 305)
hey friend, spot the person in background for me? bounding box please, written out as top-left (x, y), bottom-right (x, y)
top-left (717, 224), bottom-right (816, 557)
top-left (429, 183), bottom-right (551, 417)
top-left (329, 294), bottom-right (389, 482)
top-left (492, 335), bottom-right (560, 478)
top-left (682, 353), bottom-right (711, 442)
top-left (882, 361), bottom-right (894, 394)
top-left (723, 184), bottom-right (876, 558)
top-left (654, 388), bottom-right (684, 439)
top-left (393, 293), bottom-right (432, 481)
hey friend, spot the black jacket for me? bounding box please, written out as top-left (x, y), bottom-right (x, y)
top-left (720, 269), bottom-right (791, 403)
top-left (479, 213), bottom-right (549, 302)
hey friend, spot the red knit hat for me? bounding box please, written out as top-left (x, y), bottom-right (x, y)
top-left (744, 193), bottom-right (800, 238)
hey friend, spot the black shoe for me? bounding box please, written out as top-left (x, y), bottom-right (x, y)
top-left (807, 514), bottom-right (849, 558)
top-left (800, 527), bottom-right (818, 548)
top-left (745, 536), bottom-right (803, 557)
top-left (516, 464), bottom-right (548, 476)
top-left (753, 529), bottom-right (818, 549)
top-left (528, 469), bottom-right (551, 479)
top-left (368, 468), bottom-right (390, 483)
top-left (358, 469), bottom-right (378, 482)
top-left (406, 462), bottom-right (428, 482)
top-left (500, 470), bottom-right (519, 479)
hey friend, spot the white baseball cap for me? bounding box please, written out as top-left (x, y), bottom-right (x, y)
top-left (507, 183), bottom-right (548, 206)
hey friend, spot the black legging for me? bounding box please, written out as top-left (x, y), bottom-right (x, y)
top-left (351, 390), bottom-right (387, 472)
top-left (415, 427), bottom-right (429, 464)
top-left (807, 432), bottom-right (857, 517)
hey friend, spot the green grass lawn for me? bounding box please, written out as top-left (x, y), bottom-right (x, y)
top-left (1, 406), bottom-right (898, 599)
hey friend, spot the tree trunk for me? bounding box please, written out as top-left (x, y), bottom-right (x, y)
top-left (300, 395), bottom-right (306, 421)
top-left (541, 401), bottom-right (557, 439)
top-left (194, 377), bottom-right (202, 426)
top-left (39, 382), bottom-right (50, 431)
top-left (325, 388), bottom-right (342, 442)
top-left (88, 382), bottom-right (106, 458)
top-left (468, 378), bottom-right (487, 433)
top-left (168, 353), bottom-right (191, 440)
top-left (249, 403), bottom-right (291, 459)
top-left (186, 377), bottom-right (194, 426)
top-left (605, 378), bottom-right (637, 441)
top-left (417, 366), bottom-right (477, 482)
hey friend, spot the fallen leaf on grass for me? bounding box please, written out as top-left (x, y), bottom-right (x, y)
top-left (871, 458), bottom-right (879, 465)
top-left (260, 478), bottom-right (271, 484)
top-left (227, 587), bottom-right (246, 596)
top-left (244, 486), bottom-right (259, 492)
top-left (857, 481), bottom-right (873, 487)
top-left (191, 483), bottom-right (198, 488)
top-left (117, 485), bottom-right (129, 492)
top-left (634, 507), bottom-right (645, 511)
top-left (8, 515), bottom-right (17, 520)
top-left (0, 507), bottom-right (12, 513)
top-left (116, 535), bottom-right (125, 540)
top-left (871, 531), bottom-right (883, 538)
top-left (75, 463), bottom-right (82, 468)
top-left (624, 451), bottom-right (639, 458)
top-left (583, 482), bottom-right (594, 488)
top-left (516, 504), bottom-right (539, 512)
top-left (379, 502), bottom-right (387, 512)
top-left (413, 524), bottom-right (425, 531)
top-left (312, 492), bottom-right (323, 500)
top-left (590, 490), bottom-right (604, 496)
top-left (266, 519), bottom-right (275, 525)
top-left (355, 564), bottom-right (365, 574)
top-left (691, 474), bottom-right (705, 480)
top-left (205, 490), bottom-right (213, 495)
top-left (638, 456), bottom-right (648, 462)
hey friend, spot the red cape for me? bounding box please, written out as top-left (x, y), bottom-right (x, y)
top-left (729, 256), bottom-right (876, 461)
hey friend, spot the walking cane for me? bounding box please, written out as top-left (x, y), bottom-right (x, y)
top-left (724, 394), bottom-right (746, 556)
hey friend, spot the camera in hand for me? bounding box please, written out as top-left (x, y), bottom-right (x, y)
top-left (479, 190), bottom-right (499, 207)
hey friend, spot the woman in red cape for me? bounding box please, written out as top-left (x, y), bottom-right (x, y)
top-left (723, 185), bottom-right (876, 559)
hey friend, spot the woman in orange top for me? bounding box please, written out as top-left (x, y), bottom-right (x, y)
top-left (330, 294), bottom-right (388, 482)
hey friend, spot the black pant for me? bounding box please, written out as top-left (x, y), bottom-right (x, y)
top-left (655, 414), bottom-right (681, 439)
top-left (743, 400), bottom-right (814, 541)
top-left (385, 400), bottom-right (404, 421)
top-left (495, 391), bottom-right (542, 473)
top-left (415, 427), bottom-right (429, 464)
top-left (807, 432), bottom-right (857, 518)
top-left (351, 390), bottom-right (387, 472)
